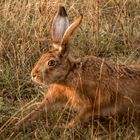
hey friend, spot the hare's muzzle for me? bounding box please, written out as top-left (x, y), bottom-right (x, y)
top-left (31, 69), bottom-right (44, 85)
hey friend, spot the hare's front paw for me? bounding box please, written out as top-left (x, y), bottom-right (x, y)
top-left (67, 120), bottom-right (76, 128)
top-left (67, 119), bottom-right (81, 129)
top-left (11, 124), bottom-right (23, 133)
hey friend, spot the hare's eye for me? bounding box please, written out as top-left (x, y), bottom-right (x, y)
top-left (48, 59), bottom-right (56, 67)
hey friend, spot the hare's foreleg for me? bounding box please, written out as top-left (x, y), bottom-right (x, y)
top-left (12, 91), bottom-right (61, 132)
top-left (12, 101), bottom-right (46, 132)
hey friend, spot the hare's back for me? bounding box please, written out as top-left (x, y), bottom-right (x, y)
top-left (79, 56), bottom-right (114, 78)
top-left (78, 56), bottom-right (140, 94)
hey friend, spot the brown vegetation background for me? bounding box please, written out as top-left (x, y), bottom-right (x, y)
top-left (0, 0), bottom-right (140, 139)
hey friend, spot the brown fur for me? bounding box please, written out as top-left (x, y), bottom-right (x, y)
top-left (13, 6), bottom-right (140, 131)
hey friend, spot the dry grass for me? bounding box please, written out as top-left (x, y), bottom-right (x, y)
top-left (0, 0), bottom-right (140, 139)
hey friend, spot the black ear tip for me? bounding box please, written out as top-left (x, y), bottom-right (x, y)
top-left (80, 14), bottom-right (83, 18)
top-left (80, 14), bottom-right (83, 20)
top-left (58, 6), bottom-right (67, 17)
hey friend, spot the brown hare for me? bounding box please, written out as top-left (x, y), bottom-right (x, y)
top-left (13, 6), bottom-right (140, 131)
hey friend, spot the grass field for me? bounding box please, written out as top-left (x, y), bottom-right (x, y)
top-left (0, 0), bottom-right (140, 139)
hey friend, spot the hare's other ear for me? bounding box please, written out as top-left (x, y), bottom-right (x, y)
top-left (60, 15), bottom-right (83, 55)
top-left (51, 6), bottom-right (69, 46)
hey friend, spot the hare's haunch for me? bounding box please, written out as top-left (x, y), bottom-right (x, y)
top-left (13, 6), bottom-right (140, 131)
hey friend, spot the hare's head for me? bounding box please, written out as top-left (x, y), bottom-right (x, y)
top-left (31, 6), bottom-right (82, 85)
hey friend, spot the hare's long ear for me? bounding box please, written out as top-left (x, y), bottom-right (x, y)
top-left (60, 15), bottom-right (83, 55)
top-left (51, 6), bottom-right (69, 47)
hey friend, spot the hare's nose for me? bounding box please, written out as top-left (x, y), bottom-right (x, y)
top-left (31, 69), bottom-right (39, 80)
top-left (32, 74), bottom-right (36, 78)
top-left (31, 73), bottom-right (37, 80)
